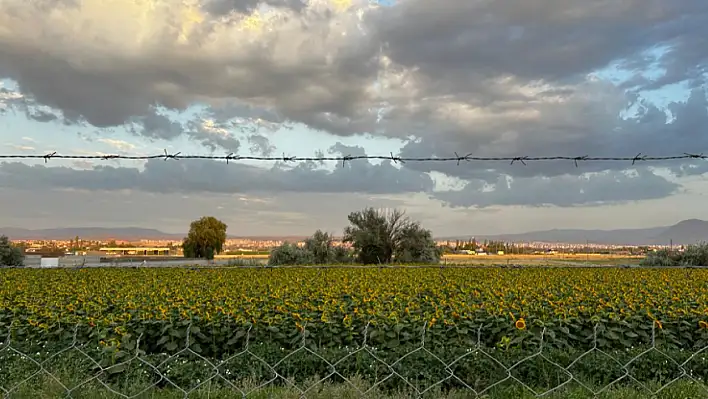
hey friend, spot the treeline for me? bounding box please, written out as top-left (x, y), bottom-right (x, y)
top-left (446, 239), bottom-right (519, 253)
top-left (179, 208), bottom-right (442, 265)
top-left (268, 208), bottom-right (441, 266)
top-left (640, 243), bottom-right (708, 266)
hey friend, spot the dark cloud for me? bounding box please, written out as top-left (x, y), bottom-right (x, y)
top-left (397, 86), bottom-right (708, 183)
top-left (371, 0), bottom-right (707, 85)
top-left (0, 155), bottom-right (434, 195)
top-left (130, 112), bottom-right (185, 140)
top-left (0, 0), bottom-right (707, 209)
top-left (201, 0), bottom-right (307, 15)
top-left (248, 135), bottom-right (276, 156)
top-left (0, 1), bottom-right (382, 138)
top-left (434, 168), bottom-right (679, 208)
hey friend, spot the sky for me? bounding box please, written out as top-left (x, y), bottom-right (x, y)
top-left (0, 0), bottom-right (707, 237)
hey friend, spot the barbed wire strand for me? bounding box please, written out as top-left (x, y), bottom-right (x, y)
top-left (1, 321), bottom-right (707, 398)
top-left (0, 151), bottom-right (707, 167)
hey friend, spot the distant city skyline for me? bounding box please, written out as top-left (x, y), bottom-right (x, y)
top-left (3, 218), bottom-right (708, 246)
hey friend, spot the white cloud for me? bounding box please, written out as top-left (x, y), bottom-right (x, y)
top-left (98, 138), bottom-right (137, 151)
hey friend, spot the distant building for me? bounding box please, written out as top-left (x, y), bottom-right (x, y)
top-left (99, 247), bottom-right (172, 256)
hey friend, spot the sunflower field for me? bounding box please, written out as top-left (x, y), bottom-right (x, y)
top-left (1, 267), bottom-right (708, 350)
top-left (2, 267), bottom-right (708, 395)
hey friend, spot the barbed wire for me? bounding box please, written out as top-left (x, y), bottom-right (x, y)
top-left (1, 321), bottom-right (706, 398)
top-left (1, 150), bottom-right (707, 167)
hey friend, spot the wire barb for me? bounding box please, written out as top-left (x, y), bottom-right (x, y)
top-left (162, 149), bottom-right (181, 161)
top-left (510, 156), bottom-right (528, 166)
top-left (631, 152), bottom-right (646, 165)
top-left (573, 155), bottom-right (589, 168)
top-left (43, 151), bottom-right (57, 163)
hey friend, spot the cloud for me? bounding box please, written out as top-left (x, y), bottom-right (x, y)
top-left (0, 0), bottom-right (381, 132)
top-left (248, 134), bottom-right (276, 156)
top-left (0, 151), bottom-right (434, 196)
top-left (98, 138), bottom-right (136, 152)
top-left (0, 0), bottom-right (707, 209)
top-left (434, 168), bottom-right (679, 208)
top-left (5, 144), bottom-right (35, 152)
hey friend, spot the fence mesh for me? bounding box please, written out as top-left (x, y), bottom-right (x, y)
top-left (2, 321), bottom-right (708, 398)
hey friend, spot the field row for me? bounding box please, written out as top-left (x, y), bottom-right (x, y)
top-left (1, 267), bottom-right (707, 349)
top-left (2, 266), bottom-right (697, 324)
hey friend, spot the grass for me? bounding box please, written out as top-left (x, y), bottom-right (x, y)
top-left (1, 352), bottom-right (704, 399)
top-left (4, 374), bottom-right (706, 398)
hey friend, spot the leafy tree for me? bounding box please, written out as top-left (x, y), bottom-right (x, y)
top-left (304, 230), bottom-right (335, 264)
top-left (641, 243), bottom-right (708, 266)
top-left (0, 235), bottom-right (24, 267)
top-left (394, 223), bottom-right (442, 263)
top-left (182, 216), bottom-right (227, 260)
top-left (268, 242), bottom-right (314, 266)
top-left (485, 240), bottom-right (508, 253)
top-left (343, 207), bottom-right (440, 264)
top-left (268, 230), bottom-right (354, 266)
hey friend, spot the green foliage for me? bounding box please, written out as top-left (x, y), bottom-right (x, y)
top-left (343, 208), bottom-right (440, 264)
top-left (267, 242), bottom-right (314, 266)
top-left (2, 337), bottom-right (707, 399)
top-left (640, 243), bottom-right (708, 266)
top-left (304, 230), bottom-right (335, 264)
top-left (0, 235), bottom-right (24, 267)
top-left (484, 240), bottom-right (508, 253)
top-left (394, 224), bottom-right (442, 263)
top-left (182, 216), bottom-right (227, 260)
top-left (268, 231), bottom-right (354, 266)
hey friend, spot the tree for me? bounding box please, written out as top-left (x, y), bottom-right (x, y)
top-left (641, 243), bottom-right (708, 266)
top-left (304, 230), bottom-right (335, 264)
top-left (268, 242), bottom-right (314, 266)
top-left (182, 216), bottom-right (228, 260)
top-left (268, 230), bottom-right (353, 266)
top-left (394, 223), bottom-right (442, 263)
top-left (0, 235), bottom-right (24, 267)
top-left (343, 207), bottom-right (440, 264)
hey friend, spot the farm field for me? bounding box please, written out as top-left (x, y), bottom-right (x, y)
top-left (2, 267), bottom-right (707, 397)
top-left (0, 266), bottom-right (704, 345)
top-left (216, 253), bottom-right (645, 266)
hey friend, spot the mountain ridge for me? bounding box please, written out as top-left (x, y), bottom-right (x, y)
top-left (441, 219), bottom-right (708, 245)
top-left (2, 219), bottom-right (708, 245)
top-left (0, 227), bottom-right (310, 242)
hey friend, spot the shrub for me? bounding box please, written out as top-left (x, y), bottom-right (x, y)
top-left (640, 243), bottom-right (708, 266)
top-left (268, 243), bottom-right (314, 266)
top-left (269, 230), bottom-right (354, 266)
top-left (0, 235), bottom-right (24, 267)
top-left (344, 208), bottom-right (440, 264)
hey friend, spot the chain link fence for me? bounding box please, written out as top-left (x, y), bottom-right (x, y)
top-left (2, 321), bottom-right (708, 398)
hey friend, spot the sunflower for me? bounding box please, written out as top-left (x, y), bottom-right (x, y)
top-left (515, 318), bottom-right (526, 330)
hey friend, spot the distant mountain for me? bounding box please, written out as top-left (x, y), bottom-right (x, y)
top-left (4, 219), bottom-right (708, 245)
top-left (0, 227), bottom-right (183, 240)
top-left (0, 227), bottom-right (311, 242)
top-left (441, 219), bottom-right (708, 246)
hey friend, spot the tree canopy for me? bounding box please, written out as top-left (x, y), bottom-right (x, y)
top-left (268, 230), bottom-right (352, 266)
top-left (343, 208), bottom-right (441, 264)
top-left (0, 235), bottom-right (24, 267)
top-left (182, 216), bottom-right (227, 260)
top-left (267, 208), bottom-right (440, 266)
